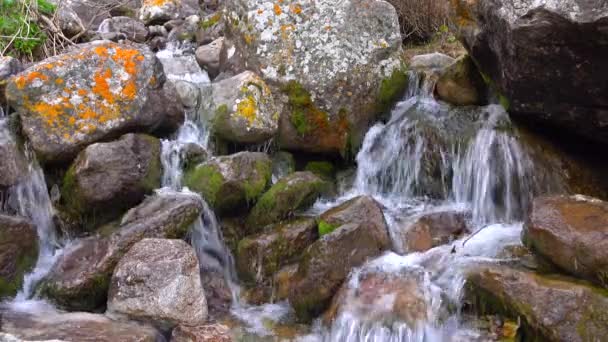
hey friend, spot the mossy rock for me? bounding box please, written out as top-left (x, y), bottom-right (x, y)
top-left (0, 215), bottom-right (38, 299)
top-left (304, 161), bottom-right (335, 180)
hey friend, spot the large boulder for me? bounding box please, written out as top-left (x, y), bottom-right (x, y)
top-left (466, 264), bottom-right (608, 342)
top-left (107, 239), bottom-right (207, 330)
top-left (40, 190), bottom-right (203, 311)
top-left (183, 152), bottom-right (271, 214)
top-left (224, 0), bottom-right (405, 155)
top-left (139, 0), bottom-right (199, 24)
top-left (61, 133), bottom-right (161, 230)
top-left (0, 118), bottom-right (28, 188)
top-left (0, 215), bottom-right (38, 299)
top-left (449, 0), bottom-right (608, 143)
top-left (246, 171), bottom-right (327, 231)
top-left (523, 195), bottom-right (608, 287)
top-left (200, 71), bottom-right (279, 144)
top-left (5, 42), bottom-right (180, 163)
top-left (236, 217), bottom-right (317, 283)
top-left (0, 309), bottom-right (162, 342)
top-left (398, 210), bottom-right (469, 253)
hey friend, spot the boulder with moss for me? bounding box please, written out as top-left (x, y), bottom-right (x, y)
top-left (224, 0), bottom-right (405, 155)
top-left (60, 133), bottom-right (161, 231)
top-left (183, 152), bottom-right (271, 214)
top-left (5, 42), bottom-right (180, 163)
top-left (40, 190), bottom-right (203, 311)
top-left (246, 171), bottom-right (327, 231)
top-left (319, 196), bottom-right (390, 242)
top-left (0, 215), bottom-right (38, 299)
top-left (466, 264), bottom-right (608, 342)
top-left (199, 71), bottom-right (279, 144)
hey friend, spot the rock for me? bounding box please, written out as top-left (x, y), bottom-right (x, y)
top-left (5, 42), bottom-right (176, 163)
top-left (523, 195), bottom-right (608, 287)
top-left (399, 210), bottom-right (469, 253)
top-left (195, 37), bottom-right (223, 79)
top-left (51, 0), bottom-right (143, 36)
top-left (0, 57), bottom-right (22, 106)
top-left (40, 190), bottom-right (203, 311)
top-left (466, 264), bottom-right (608, 342)
top-left (171, 323), bottom-right (232, 342)
top-left (319, 196), bottom-right (390, 243)
top-left (273, 263), bottom-right (298, 301)
top-left (157, 53), bottom-right (210, 86)
top-left (225, 0), bottom-right (405, 155)
top-left (246, 172), bottom-right (326, 231)
top-left (449, 0), bottom-right (608, 143)
top-left (139, 0), bottom-right (199, 24)
top-left (236, 217), bottom-right (317, 283)
top-left (410, 53), bottom-right (455, 71)
top-left (200, 270), bottom-right (233, 319)
top-left (271, 151), bottom-right (295, 183)
top-left (142, 80), bottom-right (186, 133)
top-left (0, 215), bottom-right (38, 299)
top-left (304, 161), bottom-right (335, 180)
top-left (183, 152), bottom-right (271, 214)
top-left (324, 268), bottom-right (429, 327)
top-left (436, 55), bottom-right (487, 106)
top-left (0, 309), bottom-right (163, 342)
top-left (196, 12), bottom-right (225, 45)
top-left (98, 17), bottom-right (148, 43)
top-left (61, 133), bottom-right (161, 230)
top-left (0, 119), bottom-right (28, 188)
top-left (200, 71), bottom-right (279, 144)
top-left (288, 220), bottom-right (391, 321)
top-left (107, 239), bottom-right (207, 330)
top-left (167, 15), bottom-right (201, 43)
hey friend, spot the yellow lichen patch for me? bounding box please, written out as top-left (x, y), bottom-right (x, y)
top-left (32, 102), bottom-right (62, 125)
top-left (55, 78), bottom-right (64, 85)
top-left (236, 95), bottom-right (258, 125)
top-left (257, 8), bottom-right (264, 14)
top-left (274, 3), bottom-right (282, 15)
top-left (290, 3), bottom-right (302, 14)
top-left (144, 0), bottom-right (174, 6)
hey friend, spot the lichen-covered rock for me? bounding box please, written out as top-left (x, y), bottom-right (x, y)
top-left (61, 133), bottom-right (161, 230)
top-left (236, 217), bottom-right (317, 283)
top-left (107, 238), bottom-right (207, 330)
top-left (40, 190), bottom-right (203, 311)
top-left (466, 264), bottom-right (608, 342)
top-left (0, 57), bottom-right (22, 106)
top-left (0, 215), bottom-right (38, 299)
top-left (0, 118), bottom-right (28, 188)
top-left (5, 42), bottom-right (178, 163)
top-left (195, 37), bottom-right (224, 79)
top-left (523, 195), bottom-right (608, 287)
top-left (139, 0), bottom-right (199, 24)
top-left (200, 71), bottom-right (279, 144)
top-left (246, 171), bottom-right (326, 231)
top-left (398, 210), bottom-right (469, 253)
top-left (183, 152), bottom-right (271, 214)
top-left (0, 309), bottom-right (163, 342)
top-left (288, 220), bottom-right (391, 321)
top-left (225, 0), bottom-right (405, 155)
top-left (436, 55), bottom-right (487, 106)
top-left (98, 16), bottom-right (149, 43)
top-left (171, 323), bottom-right (232, 342)
top-left (449, 0), bottom-right (608, 143)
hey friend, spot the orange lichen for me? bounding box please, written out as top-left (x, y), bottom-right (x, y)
top-left (55, 78), bottom-right (64, 85)
top-left (144, 0), bottom-right (173, 6)
top-left (32, 102), bottom-right (62, 125)
top-left (290, 3), bottom-right (302, 14)
top-left (122, 81), bottom-right (137, 99)
top-left (15, 71), bottom-right (48, 89)
top-left (92, 68), bottom-right (114, 104)
top-left (274, 3), bottom-right (282, 15)
top-left (257, 8), bottom-right (264, 14)
top-left (68, 117), bottom-right (76, 125)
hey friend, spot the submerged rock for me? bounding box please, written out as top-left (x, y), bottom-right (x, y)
top-left (5, 42), bottom-right (177, 163)
top-left (466, 264), bottom-right (608, 342)
top-left (61, 133), bottom-right (161, 230)
top-left (523, 195), bottom-right (608, 287)
top-left (40, 190), bottom-right (203, 311)
top-left (449, 0), bottom-right (608, 143)
top-left (399, 210), bottom-right (469, 253)
top-left (107, 238), bottom-right (207, 330)
top-left (200, 71), bottom-right (279, 144)
top-left (435, 55), bottom-right (487, 106)
top-left (183, 152), bottom-right (272, 214)
top-left (225, 0), bottom-right (405, 155)
top-left (0, 215), bottom-right (38, 299)
top-left (171, 323), bottom-right (232, 342)
top-left (246, 172), bottom-right (327, 231)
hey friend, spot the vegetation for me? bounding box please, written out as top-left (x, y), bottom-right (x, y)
top-left (390, 0), bottom-right (449, 43)
top-left (0, 0), bottom-right (55, 58)
top-left (317, 220), bottom-right (337, 237)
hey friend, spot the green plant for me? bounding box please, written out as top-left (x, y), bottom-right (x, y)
top-left (318, 220), bottom-right (337, 236)
top-left (0, 0), bottom-right (55, 57)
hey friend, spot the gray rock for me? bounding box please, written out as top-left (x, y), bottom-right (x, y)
top-left (40, 190), bottom-right (203, 311)
top-left (410, 53), bottom-right (455, 71)
top-left (107, 238), bottom-right (207, 330)
top-left (5, 42), bottom-right (175, 163)
top-left (139, 0), bottom-right (199, 24)
top-left (195, 37), bottom-right (223, 79)
top-left (98, 16), bottom-right (148, 43)
top-left (195, 12), bottom-right (225, 45)
top-left (0, 56), bottom-right (22, 105)
top-left (171, 323), bottom-right (232, 342)
top-left (0, 215), bottom-right (38, 299)
top-left (61, 133), bottom-right (161, 230)
top-left (50, 0), bottom-right (142, 36)
top-left (0, 119), bottom-right (27, 188)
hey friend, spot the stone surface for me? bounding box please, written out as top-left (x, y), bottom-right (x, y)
top-left (410, 53), bottom-right (455, 71)
top-left (0, 57), bottom-right (22, 106)
top-left (98, 16), bottom-right (149, 43)
top-left (195, 37), bottom-right (224, 79)
top-left (200, 71), bottom-right (279, 144)
top-left (183, 152), bottom-right (271, 214)
top-left (5, 42), bottom-right (176, 163)
top-left (399, 210), bottom-right (469, 253)
top-left (196, 12), bottom-right (225, 46)
top-left (40, 190), bottom-right (203, 311)
top-left (319, 195), bottom-right (390, 242)
top-left (0, 215), bottom-right (38, 299)
top-left (139, 0), bottom-right (199, 24)
top-left (466, 264), bottom-right (608, 342)
top-left (225, 0), bottom-right (405, 155)
top-left (436, 55), bottom-right (487, 106)
top-left (449, 0), bottom-right (608, 143)
top-left (523, 195), bottom-right (608, 287)
top-left (246, 172), bottom-right (326, 231)
top-left (61, 133), bottom-right (161, 230)
top-left (171, 323), bottom-right (232, 342)
top-left (0, 118), bottom-right (28, 188)
top-left (288, 218), bottom-right (391, 321)
top-left (0, 308), bottom-right (162, 342)
top-left (107, 239), bottom-right (207, 330)
top-left (236, 217), bottom-right (317, 283)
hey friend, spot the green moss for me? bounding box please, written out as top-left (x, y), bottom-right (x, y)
top-left (305, 161), bottom-right (335, 179)
top-left (243, 159), bottom-right (272, 202)
top-left (139, 135), bottom-right (162, 191)
top-left (200, 12), bottom-right (221, 29)
top-left (183, 164), bottom-right (225, 207)
top-left (318, 220), bottom-right (337, 237)
top-left (0, 245), bottom-right (37, 298)
top-left (216, 103), bottom-right (229, 117)
top-left (290, 109), bottom-right (310, 135)
top-left (376, 67), bottom-right (409, 116)
top-left (498, 94), bottom-right (510, 111)
top-left (282, 81), bottom-right (328, 136)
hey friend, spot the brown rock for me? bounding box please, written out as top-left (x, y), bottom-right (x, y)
top-left (399, 210), bottom-right (468, 253)
top-left (171, 323), bottom-right (233, 342)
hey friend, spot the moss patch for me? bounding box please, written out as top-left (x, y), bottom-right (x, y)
top-left (376, 67), bottom-right (409, 116)
top-left (282, 81), bottom-right (330, 136)
top-left (200, 12), bottom-right (221, 29)
top-left (305, 161), bottom-right (335, 180)
top-left (317, 220), bottom-right (337, 237)
top-left (183, 164), bottom-right (225, 207)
